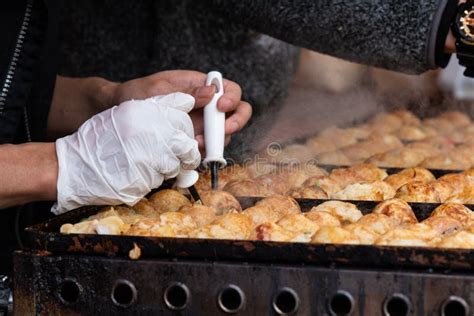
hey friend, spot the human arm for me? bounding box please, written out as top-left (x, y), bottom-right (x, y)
top-left (211, 0), bottom-right (458, 74)
top-left (0, 143), bottom-right (58, 209)
top-left (47, 71), bottom-right (252, 150)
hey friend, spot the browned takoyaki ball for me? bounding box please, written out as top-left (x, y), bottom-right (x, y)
top-left (255, 195), bottom-right (301, 217)
top-left (372, 198), bottom-right (417, 225)
top-left (199, 190), bottom-right (242, 215)
top-left (384, 168), bottom-right (435, 191)
top-left (132, 198), bottom-right (159, 217)
top-left (179, 204), bottom-right (217, 227)
top-left (149, 189), bottom-right (191, 212)
top-left (430, 203), bottom-right (474, 225)
top-left (223, 179), bottom-right (261, 197)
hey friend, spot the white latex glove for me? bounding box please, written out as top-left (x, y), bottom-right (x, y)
top-left (52, 92), bottom-right (200, 214)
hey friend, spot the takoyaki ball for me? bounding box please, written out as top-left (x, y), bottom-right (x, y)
top-left (246, 161), bottom-right (277, 178)
top-left (125, 218), bottom-right (177, 237)
top-left (302, 176), bottom-right (342, 195)
top-left (395, 181), bottom-right (440, 203)
top-left (430, 203), bottom-right (474, 225)
top-left (430, 180), bottom-right (457, 202)
top-left (329, 168), bottom-right (365, 188)
top-left (445, 185), bottom-right (474, 204)
top-left (316, 150), bottom-right (353, 165)
top-left (437, 173), bottom-right (472, 193)
top-left (190, 213), bottom-right (253, 240)
top-left (372, 198), bottom-right (417, 225)
top-left (200, 190), bottom-right (242, 215)
top-left (349, 163), bottom-right (388, 182)
top-left (305, 135), bottom-right (338, 155)
top-left (437, 231), bottom-right (474, 249)
top-left (276, 214), bottom-right (320, 242)
top-left (311, 226), bottom-right (360, 245)
top-left (179, 204), bottom-right (217, 227)
top-left (422, 118), bottom-right (456, 134)
top-left (304, 210), bottom-right (341, 227)
top-left (242, 205), bottom-right (282, 226)
top-left (331, 181), bottom-right (396, 201)
top-left (342, 126), bottom-right (373, 141)
top-left (196, 164), bottom-right (252, 191)
top-left (367, 148), bottom-right (426, 168)
top-left (223, 179), bottom-right (261, 197)
top-left (341, 144), bottom-right (375, 162)
top-left (463, 168), bottom-right (474, 177)
top-left (421, 216), bottom-right (462, 235)
top-left (255, 195), bottom-right (301, 216)
top-left (419, 155), bottom-right (471, 171)
top-left (288, 187), bottom-right (328, 199)
top-left (318, 126), bottom-right (359, 148)
top-left (309, 201), bottom-right (362, 224)
top-left (396, 125), bottom-right (428, 142)
top-left (254, 174), bottom-right (290, 196)
top-left (452, 145), bottom-right (474, 165)
top-left (391, 110), bottom-right (421, 126)
top-left (384, 167), bottom-right (435, 190)
top-left (356, 213), bottom-right (397, 235)
top-left (368, 112), bottom-right (403, 133)
top-left (148, 189), bottom-right (191, 213)
top-left (132, 198), bottom-right (160, 218)
top-left (375, 224), bottom-right (438, 247)
top-left (159, 211), bottom-right (198, 235)
top-left (277, 164), bottom-right (328, 189)
top-left (251, 222), bottom-right (296, 242)
top-left (438, 111), bottom-right (471, 128)
top-left (343, 223), bottom-right (378, 244)
top-left (405, 140), bottom-right (445, 158)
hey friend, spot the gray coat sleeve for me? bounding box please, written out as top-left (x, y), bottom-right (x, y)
top-left (212, 0), bottom-right (454, 74)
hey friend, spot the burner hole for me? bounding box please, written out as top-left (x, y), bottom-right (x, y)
top-left (164, 282), bottom-right (190, 310)
top-left (272, 287), bottom-right (300, 315)
top-left (218, 285), bottom-right (245, 313)
top-left (441, 296), bottom-right (469, 316)
top-left (328, 290), bottom-right (354, 315)
top-left (111, 279), bottom-right (137, 308)
top-left (383, 294), bottom-right (411, 316)
top-left (57, 279), bottom-right (81, 305)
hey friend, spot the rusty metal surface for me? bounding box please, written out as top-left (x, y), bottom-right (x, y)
top-left (13, 250), bottom-right (474, 315)
top-left (23, 198), bottom-right (474, 272)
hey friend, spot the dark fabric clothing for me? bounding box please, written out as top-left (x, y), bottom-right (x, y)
top-left (0, 0), bottom-right (58, 275)
top-left (57, 0), bottom-right (300, 159)
top-left (212, 0), bottom-right (455, 74)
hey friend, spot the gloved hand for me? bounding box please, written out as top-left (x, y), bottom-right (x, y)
top-left (52, 92), bottom-right (200, 214)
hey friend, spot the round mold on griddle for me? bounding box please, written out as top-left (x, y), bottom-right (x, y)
top-left (383, 293), bottom-right (412, 316)
top-left (327, 290), bottom-right (355, 316)
top-left (56, 278), bottom-right (83, 305)
top-left (441, 296), bottom-right (469, 316)
top-left (217, 284), bottom-right (246, 314)
top-left (272, 287), bottom-right (300, 315)
top-left (110, 279), bottom-right (137, 308)
top-left (164, 282), bottom-right (191, 311)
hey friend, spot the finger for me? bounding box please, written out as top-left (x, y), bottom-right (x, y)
top-left (149, 92), bottom-right (195, 113)
top-left (217, 80), bottom-right (242, 112)
top-left (225, 101), bottom-right (252, 134)
top-left (189, 109), bottom-right (204, 136)
top-left (192, 86), bottom-right (215, 108)
top-left (195, 134), bottom-right (205, 151)
top-left (225, 135), bottom-right (231, 146)
top-left (169, 131), bottom-right (201, 170)
top-left (167, 108), bottom-right (195, 138)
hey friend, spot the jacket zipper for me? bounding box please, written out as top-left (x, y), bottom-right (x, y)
top-left (0, 1), bottom-right (32, 123)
